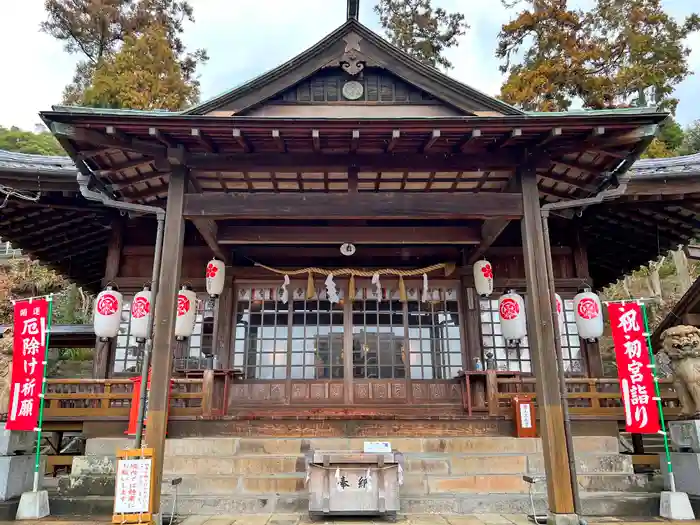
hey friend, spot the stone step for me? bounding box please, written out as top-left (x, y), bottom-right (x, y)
top-left (83, 435), bottom-right (619, 457)
top-left (47, 491), bottom-right (663, 517)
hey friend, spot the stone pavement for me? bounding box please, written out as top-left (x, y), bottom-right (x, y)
top-left (0, 516), bottom-right (695, 525)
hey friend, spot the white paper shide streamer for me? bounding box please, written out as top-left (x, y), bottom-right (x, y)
top-left (280, 275), bottom-right (290, 304)
top-left (371, 273), bottom-right (381, 299)
top-left (325, 273), bottom-right (339, 304)
top-left (364, 468), bottom-right (372, 491)
top-left (421, 273), bottom-right (429, 302)
top-left (335, 467), bottom-right (343, 492)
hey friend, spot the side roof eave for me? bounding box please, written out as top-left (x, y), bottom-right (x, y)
top-left (184, 19), bottom-right (523, 117)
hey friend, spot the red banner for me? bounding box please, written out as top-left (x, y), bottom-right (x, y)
top-left (6, 299), bottom-right (49, 431)
top-left (606, 301), bottom-right (660, 434)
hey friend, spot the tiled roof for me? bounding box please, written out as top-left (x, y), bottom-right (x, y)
top-left (2, 148), bottom-right (700, 178)
top-left (0, 149), bottom-right (76, 175)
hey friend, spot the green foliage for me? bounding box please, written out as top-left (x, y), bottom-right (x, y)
top-left (679, 120), bottom-right (700, 156)
top-left (0, 126), bottom-right (65, 156)
top-left (83, 25), bottom-right (198, 110)
top-left (498, 0), bottom-right (700, 113)
top-left (42, 0), bottom-right (208, 106)
top-left (374, 0), bottom-right (468, 69)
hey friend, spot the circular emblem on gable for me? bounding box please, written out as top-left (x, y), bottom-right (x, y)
top-left (342, 80), bottom-right (364, 100)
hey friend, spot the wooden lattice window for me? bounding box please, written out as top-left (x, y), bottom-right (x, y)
top-left (407, 291), bottom-right (462, 379)
top-left (113, 294), bottom-right (214, 374)
top-left (478, 296), bottom-right (583, 374)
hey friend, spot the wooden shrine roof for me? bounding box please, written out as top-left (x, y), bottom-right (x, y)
top-left (0, 151), bottom-right (113, 290)
top-left (1, 111), bottom-right (700, 289)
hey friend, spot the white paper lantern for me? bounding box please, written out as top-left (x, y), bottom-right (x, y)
top-left (205, 259), bottom-right (225, 298)
top-left (130, 286), bottom-right (152, 342)
top-left (555, 293), bottom-right (565, 336)
top-left (93, 286), bottom-right (123, 341)
top-left (473, 260), bottom-right (494, 297)
top-left (174, 286), bottom-right (197, 340)
top-left (498, 290), bottom-right (527, 343)
top-left (573, 289), bottom-right (604, 341)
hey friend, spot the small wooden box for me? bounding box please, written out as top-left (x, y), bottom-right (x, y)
top-left (307, 451), bottom-right (402, 521)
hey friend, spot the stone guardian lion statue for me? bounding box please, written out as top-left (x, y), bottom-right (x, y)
top-left (660, 325), bottom-right (700, 419)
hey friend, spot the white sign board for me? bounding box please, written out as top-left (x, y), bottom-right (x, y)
top-left (114, 458), bottom-right (152, 514)
top-left (363, 441), bottom-right (391, 453)
top-left (519, 403), bottom-right (533, 429)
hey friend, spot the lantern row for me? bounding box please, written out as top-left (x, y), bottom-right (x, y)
top-left (474, 259), bottom-right (604, 343)
top-left (95, 258), bottom-right (604, 343)
top-left (94, 259), bottom-right (226, 341)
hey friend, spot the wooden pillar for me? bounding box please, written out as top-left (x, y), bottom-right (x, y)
top-left (520, 167), bottom-right (576, 517)
top-left (144, 166), bottom-right (187, 515)
top-left (572, 228), bottom-right (603, 377)
top-left (93, 218), bottom-right (124, 379)
top-left (213, 279), bottom-right (234, 368)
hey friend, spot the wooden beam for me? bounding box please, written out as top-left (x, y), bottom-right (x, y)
top-left (272, 129), bottom-right (286, 152)
top-left (145, 165), bottom-right (187, 515)
top-left (350, 130), bottom-right (360, 153)
top-left (538, 128), bottom-right (562, 146)
top-left (191, 218), bottom-right (227, 261)
top-left (520, 166), bottom-right (576, 515)
top-left (96, 157), bottom-right (154, 175)
top-left (50, 122), bottom-right (166, 158)
top-left (184, 192), bottom-right (524, 220)
top-left (149, 127), bottom-right (178, 148)
top-left (312, 129), bottom-right (321, 152)
top-left (218, 225), bottom-right (481, 245)
top-left (232, 128), bottom-right (252, 153)
top-left (386, 129), bottom-right (400, 153)
top-left (191, 128), bottom-right (217, 153)
top-left (490, 128), bottom-right (522, 150)
top-left (468, 176), bottom-right (522, 264)
top-left (458, 129), bottom-right (482, 152)
top-left (619, 176), bottom-right (700, 196)
top-left (187, 175), bottom-right (228, 263)
top-left (422, 129), bottom-right (441, 153)
top-left (185, 151), bottom-right (547, 172)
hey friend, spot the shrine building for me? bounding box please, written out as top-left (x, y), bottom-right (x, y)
top-left (2, 0), bottom-right (700, 520)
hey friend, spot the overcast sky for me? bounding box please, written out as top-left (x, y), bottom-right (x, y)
top-left (1, 0), bottom-right (698, 131)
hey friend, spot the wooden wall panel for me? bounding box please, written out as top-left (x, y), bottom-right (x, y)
top-left (411, 380), bottom-right (462, 404)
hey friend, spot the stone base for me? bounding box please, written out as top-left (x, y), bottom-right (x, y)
top-left (661, 452), bottom-right (700, 496)
top-left (0, 425), bottom-right (35, 457)
top-left (669, 420), bottom-right (700, 452)
top-left (660, 491), bottom-right (695, 520)
top-left (15, 490), bottom-right (49, 520)
top-left (547, 513), bottom-right (579, 525)
top-left (0, 455), bottom-right (41, 501)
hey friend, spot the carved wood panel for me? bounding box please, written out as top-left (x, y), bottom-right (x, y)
top-left (229, 381), bottom-right (288, 404)
top-left (290, 381), bottom-right (345, 404)
top-left (411, 380), bottom-right (462, 404)
top-left (352, 380), bottom-right (408, 404)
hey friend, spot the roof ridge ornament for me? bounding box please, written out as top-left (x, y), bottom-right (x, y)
top-left (341, 33), bottom-right (365, 76)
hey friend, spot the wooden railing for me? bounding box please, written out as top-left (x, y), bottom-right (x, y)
top-left (43, 371), bottom-right (217, 420)
top-left (490, 376), bottom-right (682, 419)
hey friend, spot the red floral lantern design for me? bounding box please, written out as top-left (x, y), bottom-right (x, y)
top-left (205, 259), bottom-right (225, 298)
top-left (473, 259), bottom-right (494, 297)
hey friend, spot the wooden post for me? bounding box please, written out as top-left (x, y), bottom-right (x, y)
top-left (93, 218), bottom-right (124, 379)
top-left (144, 166), bottom-right (187, 516)
top-left (201, 369), bottom-right (214, 418)
top-left (520, 167), bottom-right (576, 518)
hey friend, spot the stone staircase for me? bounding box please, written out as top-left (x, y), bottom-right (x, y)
top-left (54, 436), bottom-right (663, 517)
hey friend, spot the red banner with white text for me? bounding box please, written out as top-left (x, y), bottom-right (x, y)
top-left (606, 301), bottom-right (660, 434)
top-left (6, 299), bottom-right (49, 431)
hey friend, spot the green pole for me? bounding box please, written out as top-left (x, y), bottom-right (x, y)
top-left (32, 295), bottom-right (53, 493)
top-left (640, 301), bottom-right (675, 492)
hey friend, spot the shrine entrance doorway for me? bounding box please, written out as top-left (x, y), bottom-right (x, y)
top-left (229, 281), bottom-right (465, 408)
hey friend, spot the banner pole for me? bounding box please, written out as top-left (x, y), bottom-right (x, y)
top-left (32, 295), bottom-right (53, 493)
top-left (640, 301), bottom-right (675, 492)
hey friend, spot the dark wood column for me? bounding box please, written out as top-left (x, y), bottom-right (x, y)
top-left (93, 217), bottom-right (124, 379)
top-left (520, 167), bottom-right (576, 516)
top-left (144, 166), bottom-right (187, 514)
